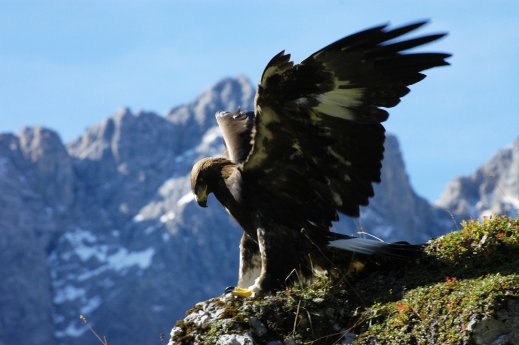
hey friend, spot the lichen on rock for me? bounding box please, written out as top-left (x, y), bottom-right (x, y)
top-left (169, 216), bottom-right (519, 345)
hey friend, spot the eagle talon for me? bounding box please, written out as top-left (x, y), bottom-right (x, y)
top-left (231, 287), bottom-right (255, 298)
top-left (223, 286), bottom-right (235, 294)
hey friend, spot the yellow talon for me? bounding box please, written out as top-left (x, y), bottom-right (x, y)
top-left (231, 287), bottom-right (254, 298)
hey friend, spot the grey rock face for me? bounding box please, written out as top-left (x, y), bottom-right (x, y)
top-left (50, 81), bottom-right (250, 343)
top-left (471, 299), bottom-right (519, 345)
top-left (0, 78), bottom-right (252, 345)
top-left (166, 75), bottom-right (255, 154)
top-left (358, 135), bottom-right (452, 243)
top-left (436, 138), bottom-right (519, 220)
top-left (0, 129), bottom-right (69, 345)
top-left (2, 76), bottom-right (509, 344)
top-left (19, 127), bottom-right (74, 210)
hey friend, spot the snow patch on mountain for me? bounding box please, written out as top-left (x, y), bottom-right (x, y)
top-left (61, 228), bottom-right (154, 270)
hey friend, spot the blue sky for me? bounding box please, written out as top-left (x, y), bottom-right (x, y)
top-left (1, 0), bottom-right (518, 202)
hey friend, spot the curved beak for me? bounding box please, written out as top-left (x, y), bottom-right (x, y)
top-left (195, 185), bottom-right (208, 208)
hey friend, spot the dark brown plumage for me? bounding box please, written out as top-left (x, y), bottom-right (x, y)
top-left (190, 21), bottom-right (450, 295)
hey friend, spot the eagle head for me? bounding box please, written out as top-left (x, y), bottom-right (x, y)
top-left (190, 157), bottom-right (235, 208)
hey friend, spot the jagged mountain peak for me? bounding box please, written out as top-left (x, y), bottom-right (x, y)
top-left (162, 76), bottom-right (255, 155)
top-left (166, 76), bottom-right (255, 125)
top-left (66, 76), bottom-right (255, 168)
top-left (16, 127), bottom-right (75, 210)
top-left (19, 127), bottom-right (65, 158)
top-left (67, 107), bottom-right (176, 160)
top-left (436, 136), bottom-right (519, 219)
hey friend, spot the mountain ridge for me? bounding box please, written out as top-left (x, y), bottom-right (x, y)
top-left (436, 137), bottom-right (519, 220)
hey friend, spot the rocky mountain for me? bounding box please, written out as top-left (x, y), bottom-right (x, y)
top-left (0, 76), bottom-right (514, 344)
top-left (436, 138), bottom-right (519, 220)
top-left (356, 135), bottom-right (451, 243)
top-left (0, 129), bottom-right (66, 345)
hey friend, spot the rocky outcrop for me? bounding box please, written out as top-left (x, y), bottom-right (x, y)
top-left (170, 216), bottom-right (519, 345)
top-left (50, 106), bottom-right (243, 344)
top-left (436, 137), bottom-right (519, 220)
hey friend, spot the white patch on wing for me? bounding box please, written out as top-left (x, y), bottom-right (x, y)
top-left (312, 81), bottom-right (364, 120)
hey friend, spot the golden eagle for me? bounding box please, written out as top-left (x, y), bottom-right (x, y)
top-left (190, 21), bottom-right (449, 297)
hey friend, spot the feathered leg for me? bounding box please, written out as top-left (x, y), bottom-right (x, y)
top-left (247, 225), bottom-right (316, 295)
top-left (237, 233), bottom-right (261, 289)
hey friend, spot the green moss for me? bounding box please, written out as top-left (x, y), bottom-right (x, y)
top-left (172, 215), bottom-right (519, 345)
top-left (357, 274), bottom-right (518, 344)
top-left (427, 216), bottom-right (519, 265)
top-left (352, 215), bottom-right (519, 344)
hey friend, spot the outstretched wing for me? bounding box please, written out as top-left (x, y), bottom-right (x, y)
top-left (243, 21), bottom-right (450, 227)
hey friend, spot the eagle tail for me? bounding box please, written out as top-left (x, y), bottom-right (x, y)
top-left (328, 237), bottom-right (423, 259)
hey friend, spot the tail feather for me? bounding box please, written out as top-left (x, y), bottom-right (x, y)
top-left (328, 238), bottom-right (423, 259)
